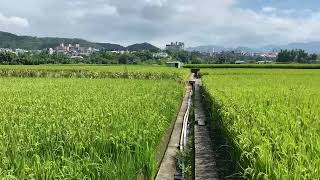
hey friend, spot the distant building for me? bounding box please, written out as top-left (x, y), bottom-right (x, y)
top-left (166, 42), bottom-right (185, 51)
top-left (15, 49), bottom-right (29, 54)
top-left (257, 60), bottom-right (273, 64)
top-left (259, 52), bottom-right (278, 58)
top-left (153, 52), bottom-right (169, 58)
top-left (53, 43), bottom-right (98, 56)
top-left (70, 56), bottom-right (84, 59)
top-left (0, 48), bottom-right (14, 53)
top-left (56, 43), bottom-right (66, 53)
top-left (166, 61), bottom-right (183, 68)
top-left (235, 60), bottom-right (246, 64)
top-left (210, 48), bottom-right (215, 56)
top-left (48, 48), bottom-right (54, 55)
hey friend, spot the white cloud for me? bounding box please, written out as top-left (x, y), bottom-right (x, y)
top-left (282, 9), bottom-right (296, 15)
top-left (157, 1), bottom-right (320, 47)
top-left (101, 4), bottom-right (118, 16)
top-left (0, 0), bottom-right (319, 47)
top-left (144, 0), bottom-right (168, 7)
top-left (0, 13), bottom-right (29, 28)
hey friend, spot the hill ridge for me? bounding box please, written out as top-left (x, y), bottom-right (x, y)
top-left (0, 31), bottom-right (159, 51)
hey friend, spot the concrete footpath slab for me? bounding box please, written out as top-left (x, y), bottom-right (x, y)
top-left (194, 79), bottom-right (219, 180)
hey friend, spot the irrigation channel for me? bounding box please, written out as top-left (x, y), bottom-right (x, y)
top-left (155, 71), bottom-right (235, 180)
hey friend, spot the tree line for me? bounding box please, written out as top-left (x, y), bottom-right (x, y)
top-left (0, 49), bottom-right (207, 65)
top-left (0, 50), bottom-right (168, 65)
top-left (276, 49), bottom-right (317, 63)
top-left (0, 49), bottom-right (319, 65)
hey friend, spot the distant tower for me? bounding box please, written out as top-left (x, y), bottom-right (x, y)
top-left (210, 48), bottom-right (215, 56)
top-left (165, 41), bottom-right (185, 51)
top-left (48, 48), bottom-right (54, 55)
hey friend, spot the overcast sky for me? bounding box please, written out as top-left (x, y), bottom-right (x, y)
top-left (0, 0), bottom-right (320, 48)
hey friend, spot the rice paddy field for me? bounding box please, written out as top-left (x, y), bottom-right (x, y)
top-left (0, 65), bottom-right (190, 81)
top-left (2, 64), bottom-right (319, 179)
top-left (202, 69), bottom-right (320, 179)
top-left (0, 65), bottom-right (187, 179)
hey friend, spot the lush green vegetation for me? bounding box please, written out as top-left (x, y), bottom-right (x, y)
top-left (0, 51), bottom-right (70, 65)
top-left (0, 65), bottom-right (190, 81)
top-left (202, 69), bottom-right (320, 179)
top-left (277, 49), bottom-right (317, 63)
top-left (0, 48), bottom-right (209, 66)
top-left (0, 50), bottom-right (165, 65)
top-left (0, 77), bottom-right (184, 179)
top-left (184, 64), bottom-right (320, 69)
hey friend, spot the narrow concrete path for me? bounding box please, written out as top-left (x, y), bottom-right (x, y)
top-left (155, 85), bottom-right (192, 180)
top-left (194, 79), bottom-right (219, 180)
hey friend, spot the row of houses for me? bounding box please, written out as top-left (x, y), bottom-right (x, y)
top-left (210, 51), bottom-right (278, 58)
top-left (0, 48), bottom-right (40, 54)
top-left (166, 42), bottom-right (185, 51)
top-left (235, 60), bottom-right (273, 64)
top-left (50, 43), bottom-right (99, 57)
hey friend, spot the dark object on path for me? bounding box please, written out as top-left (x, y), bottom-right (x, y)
top-left (191, 68), bottom-right (200, 79)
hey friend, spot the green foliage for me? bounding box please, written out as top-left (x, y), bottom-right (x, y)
top-left (165, 50), bottom-right (213, 64)
top-left (0, 50), bottom-right (167, 65)
top-left (165, 50), bottom-right (271, 64)
top-left (87, 51), bottom-right (167, 65)
top-left (213, 51), bottom-right (259, 64)
top-left (0, 51), bottom-right (74, 65)
top-left (203, 69), bottom-right (320, 179)
top-left (167, 50), bottom-right (190, 63)
top-left (277, 49), bottom-right (317, 63)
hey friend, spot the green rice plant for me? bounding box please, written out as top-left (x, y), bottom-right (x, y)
top-left (202, 69), bottom-right (320, 179)
top-left (0, 65), bottom-right (190, 81)
top-left (0, 77), bottom-right (184, 179)
top-left (184, 64), bottom-right (320, 69)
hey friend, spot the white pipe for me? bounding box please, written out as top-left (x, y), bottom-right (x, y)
top-left (180, 90), bottom-right (192, 151)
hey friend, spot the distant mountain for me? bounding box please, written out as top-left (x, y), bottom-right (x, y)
top-left (262, 42), bottom-right (320, 54)
top-left (0, 31), bottom-right (99, 50)
top-left (96, 43), bottom-right (126, 51)
top-left (0, 31), bottom-right (159, 52)
top-left (126, 43), bottom-right (159, 52)
top-left (188, 42), bottom-right (320, 54)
